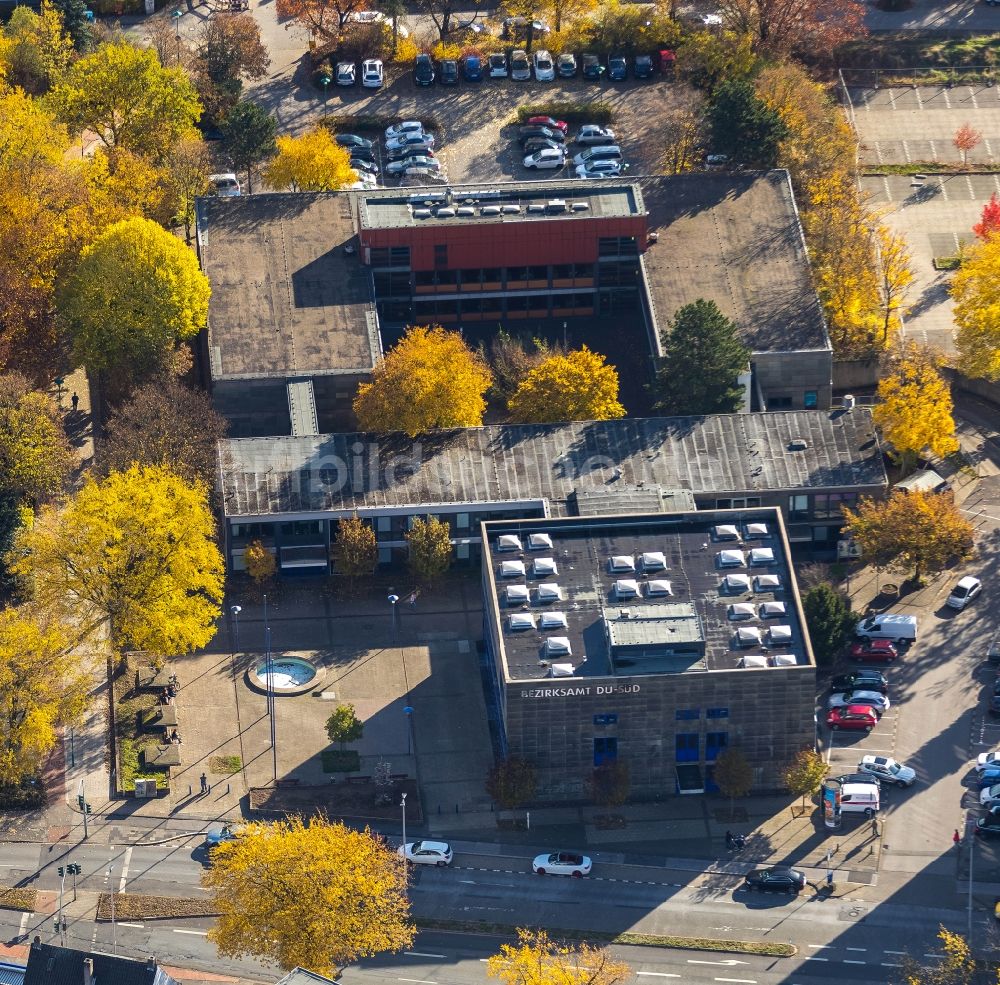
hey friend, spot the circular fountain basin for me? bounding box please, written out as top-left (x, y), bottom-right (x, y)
top-left (247, 655), bottom-right (318, 695)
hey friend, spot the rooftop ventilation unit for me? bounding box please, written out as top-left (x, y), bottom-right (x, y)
top-left (533, 557), bottom-right (558, 577)
top-left (646, 579), bottom-right (672, 597)
top-left (639, 551), bottom-right (666, 571)
top-left (499, 559), bottom-right (526, 578)
top-left (456, 206), bottom-right (476, 216)
top-left (528, 533), bottom-right (553, 550)
top-left (436, 207), bottom-right (456, 218)
top-left (724, 573), bottom-right (751, 592)
top-left (413, 208), bottom-right (432, 218)
top-left (545, 637), bottom-right (572, 657)
top-left (481, 205), bottom-right (502, 216)
top-left (788, 437), bottom-right (809, 450)
top-left (408, 191), bottom-right (447, 204)
top-left (501, 204), bottom-right (521, 214)
top-left (570, 201), bottom-right (589, 211)
top-left (508, 612), bottom-right (536, 631)
top-left (528, 203), bottom-right (545, 214)
top-left (842, 394), bottom-right (856, 410)
top-left (506, 584), bottom-right (530, 604)
top-left (497, 534), bottom-right (522, 552)
top-left (609, 555), bottom-right (635, 573)
top-left (540, 611), bottom-right (568, 629)
top-left (546, 199), bottom-right (567, 212)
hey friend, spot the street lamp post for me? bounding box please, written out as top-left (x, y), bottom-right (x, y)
top-left (107, 866), bottom-right (117, 954)
top-left (388, 593), bottom-right (399, 640)
top-left (171, 9), bottom-right (182, 62)
top-left (230, 604), bottom-right (242, 679)
top-left (400, 792), bottom-right (407, 854)
top-left (263, 594), bottom-right (277, 783)
top-left (319, 72), bottom-right (331, 112)
top-left (404, 705), bottom-right (413, 756)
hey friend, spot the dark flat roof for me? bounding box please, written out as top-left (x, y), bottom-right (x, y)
top-left (639, 172), bottom-right (829, 355)
top-left (482, 511), bottom-right (811, 680)
top-left (219, 409), bottom-right (886, 518)
top-left (197, 194), bottom-right (380, 381)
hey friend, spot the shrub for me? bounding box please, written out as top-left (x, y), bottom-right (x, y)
top-left (395, 35), bottom-right (419, 63)
top-left (0, 778), bottom-right (44, 810)
top-left (321, 749), bottom-right (361, 772)
top-left (432, 40), bottom-right (463, 61)
top-left (119, 737), bottom-right (164, 794)
top-left (323, 113), bottom-right (443, 135)
top-left (515, 101), bottom-right (615, 125)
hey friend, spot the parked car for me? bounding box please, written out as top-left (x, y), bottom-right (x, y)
top-left (414, 53), bottom-right (435, 85)
top-left (386, 132), bottom-right (435, 155)
top-left (607, 54), bottom-right (627, 79)
top-left (519, 125), bottom-right (565, 144)
top-left (511, 49), bottom-right (531, 80)
top-left (398, 840), bottom-right (453, 866)
top-left (336, 61), bottom-right (356, 86)
top-left (855, 613), bottom-right (917, 644)
top-left (977, 751), bottom-right (1000, 772)
top-left (830, 669), bottom-right (888, 694)
top-left (557, 52), bottom-right (577, 77)
top-left (350, 157), bottom-right (379, 175)
top-left (947, 576), bottom-right (982, 611)
top-left (361, 58), bottom-right (384, 88)
top-left (977, 769), bottom-right (1000, 788)
top-left (532, 851), bottom-right (591, 876)
top-left (633, 53), bottom-right (654, 78)
top-left (523, 148), bottom-right (566, 169)
top-left (977, 811), bottom-right (1000, 837)
top-left (826, 705), bottom-right (877, 731)
top-left (209, 173), bottom-right (241, 198)
top-left (744, 866), bottom-right (806, 893)
top-left (582, 53), bottom-right (604, 79)
top-left (385, 120), bottom-right (424, 140)
top-left (336, 133), bottom-right (374, 152)
top-left (522, 137), bottom-right (564, 154)
top-left (827, 690), bottom-right (891, 715)
top-left (348, 10), bottom-right (408, 36)
top-left (849, 639), bottom-right (899, 663)
top-left (488, 52), bottom-right (508, 77)
top-left (439, 58), bottom-right (459, 84)
top-left (575, 160), bottom-right (623, 179)
top-left (857, 755), bottom-right (915, 788)
top-left (832, 771), bottom-right (880, 787)
top-left (387, 146), bottom-right (436, 163)
top-left (533, 49), bottom-right (556, 81)
top-left (981, 784), bottom-right (1000, 808)
top-left (527, 115), bottom-right (568, 132)
top-left (839, 781), bottom-right (880, 816)
top-left (204, 823), bottom-right (245, 847)
top-left (462, 54), bottom-right (483, 80)
top-left (572, 144), bottom-right (622, 167)
top-left (386, 155), bottom-right (439, 175)
top-left (575, 124), bottom-right (616, 146)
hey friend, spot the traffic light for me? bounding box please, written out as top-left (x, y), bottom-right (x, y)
top-left (68, 864), bottom-right (81, 875)
top-left (57, 866), bottom-right (64, 877)
top-left (83, 802), bottom-right (91, 814)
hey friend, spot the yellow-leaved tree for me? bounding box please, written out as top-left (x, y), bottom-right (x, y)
top-left (872, 344), bottom-right (959, 472)
top-left (507, 346), bottom-right (626, 424)
top-left (354, 325), bottom-right (493, 436)
top-left (204, 816), bottom-right (414, 977)
top-left (265, 127), bottom-right (358, 191)
top-left (486, 929), bottom-right (631, 985)
top-left (0, 3), bottom-right (74, 95)
top-left (0, 606), bottom-right (90, 786)
top-left (406, 515), bottom-right (452, 586)
top-left (902, 926), bottom-right (975, 985)
top-left (950, 232), bottom-right (1000, 382)
top-left (62, 216), bottom-right (210, 387)
top-left (10, 464), bottom-right (224, 654)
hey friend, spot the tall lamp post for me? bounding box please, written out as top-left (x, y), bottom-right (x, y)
top-left (388, 593), bottom-right (399, 640)
top-left (400, 792), bottom-right (407, 856)
top-left (263, 594), bottom-right (277, 783)
top-left (319, 71), bottom-right (331, 112)
top-left (171, 9), bottom-right (182, 63)
top-left (230, 604), bottom-right (242, 679)
top-left (107, 866), bottom-right (117, 954)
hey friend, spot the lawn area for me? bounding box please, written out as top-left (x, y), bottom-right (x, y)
top-left (113, 657), bottom-right (168, 794)
top-left (838, 32), bottom-right (1000, 73)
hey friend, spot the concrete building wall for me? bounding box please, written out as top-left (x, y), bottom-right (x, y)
top-left (754, 350), bottom-right (833, 411)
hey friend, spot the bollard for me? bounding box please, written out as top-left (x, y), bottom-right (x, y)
top-left (226, 783), bottom-right (230, 795)
top-left (188, 784), bottom-right (192, 798)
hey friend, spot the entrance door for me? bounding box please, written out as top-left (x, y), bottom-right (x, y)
top-left (594, 736), bottom-right (618, 766)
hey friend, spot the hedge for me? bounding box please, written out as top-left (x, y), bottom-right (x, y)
top-left (515, 101), bottom-right (615, 125)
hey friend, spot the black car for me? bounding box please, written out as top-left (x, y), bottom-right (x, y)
top-left (462, 54), bottom-right (482, 81)
top-left (387, 145), bottom-right (436, 162)
top-left (744, 866), bottom-right (807, 893)
top-left (335, 133), bottom-right (374, 152)
top-left (830, 670), bottom-right (889, 694)
top-left (439, 59), bottom-right (459, 84)
top-left (608, 54), bottom-right (627, 80)
top-left (518, 125), bottom-right (565, 144)
top-left (414, 53), bottom-right (435, 85)
top-left (633, 54), bottom-right (653, 78)
top-left (582, 53), bottom-right (604, 80)
top-left (978, 808), bottom-right (1000, 837)
top-left (522, 137), bottom-right (564, 154)
top-left (831, 772), bottom-right (881, 788)
top-left (350, 157), bottom-right (379, 175)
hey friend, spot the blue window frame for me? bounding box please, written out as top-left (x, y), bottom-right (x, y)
top-left (675, 732), bottom-right (699, 763)
top-left (706, 731), bottom-right (729, 762)
top-left (594, 736), bottom-right (618, 766)
top-left (804, 390), bottom-right (818, 409)
top-left (675, 708), bottom-right (700, 721)
top-left (594, 714), bottom-right (618, 726)
top-left (706, 708), bottom-right (729, 719)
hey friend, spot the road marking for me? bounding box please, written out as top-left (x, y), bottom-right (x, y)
top-left (637, 974), bottom-right (681, 978)
top-left (807, 944), bottom-right (830, 949)
top-left (118, 922), bottom-right (144, 929)
top-left (173, 929), bottom-right (208, 936)
top-left (405, 953), bottom-right (447, 959)
top-left (398, 979), bottom-right (437, 983)
top-left (714, 979), bottom-right (756, 984)
top-left (846, 947), bottom-right (866, 952)
top-left (804, 957), bottom-right (828, 962)
top-left (884, 950), bottom-right (905, 955)
top-left (883, 963), bottom-right (903, 968)
top-left (18, 912), bottom-right (29, 936)
top-left (844, 960), bottom-right (866, 965)
top-left (924, 953), bottom-right (943, 959)
top-left (119, 847), bottom-right (132, 892)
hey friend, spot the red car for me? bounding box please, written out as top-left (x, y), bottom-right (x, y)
top-left (849, 639), bottom-right (899, 663)
top-left (826, 705), bottom-right (878, 732)
top-left (526, 115), bottom-right (568, 133)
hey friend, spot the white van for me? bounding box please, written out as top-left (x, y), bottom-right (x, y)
top-left (209, 173), bottom-right (242, 198)
top-left (855, 613), bottom-right (918, 644)
top-left (839, 781), bottom-right (880, 817)
top-left (572, 145), bottom-right (623, 168)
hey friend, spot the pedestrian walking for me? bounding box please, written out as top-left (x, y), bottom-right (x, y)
top-left (70, 392), bottom-right (79, 412)
top-left (725, 830), bottom-right (733, 850)
top-left (408, 590), bottom-right (420, 608)
top-left (200, 772), bottom-right (208, 795)
top-left (871, 816), bottom-right (879, 837)
top-left (953, 828), bottom-right (961, 848)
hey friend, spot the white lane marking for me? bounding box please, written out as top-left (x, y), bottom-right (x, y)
top-left (807, 944), bottom-right (830, 949)
top-left (844, 960), bottom-right (866, 965)
top-left (173, 929), bottom-right (209, 936)
top-left (118, 922), bottom-right (144, 929)
top-left (714, 979), bottom-right (756, 984)
top-left (405, 953), bottom-right (447, 959)
top-left (398, 979), bottom-right (437, 983)
top-left (924, 953), bottom-right (943, 959)
top-left (846, 947), bottom-right (866, 952)
top-left (637, 974), bottom-right (682, 978)
top-left (119, 847), bottom-right (132, 892)
top-left (804, 957), bottom-right (828, 962)
top-left (883, 963), bottom-right (903, 968)
top-left (18, 912), bottom-right (29, 936)
top-left (884, 950), bottom-right (905, 955)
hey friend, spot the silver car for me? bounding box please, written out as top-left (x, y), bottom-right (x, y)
top-left (510, 49), bottom-right (531, 81)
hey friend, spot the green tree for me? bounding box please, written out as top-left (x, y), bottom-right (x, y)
top-left (707, 79), bottom-right (787, 168)
top-left (192, 14), bottom-right (270, 123)
top-left (332, 514), bottom-right (378, 589)
top-left (783, 747), bottom-right (828, 811)
top-left (714, 745), bottom-right (753, 819)
top-left (48, 0), bottom-right (91, 50)
top-left (653, 300), bottom-right (750, 415)
top-left (220, 99), bottom-right (277, 194)
top-left (485, 757), bottom-right (537, 810)
top-left (507, 346), bottom-right (626, 423)
top-left (326, 703), bottom-right (364, 750)
top-left (587, 762), bottom-right (630, 807)
top-left (163, 135), bottom-right (214, 243)
top-left (204, 816), bottom-right (414, 977)
top-left (802, 583), bottom-right (854, 667)
top-left (52, 39), bottom-right (202, 161)
top-left (406, 516), bottom-right (452, 586)
top-left (10, 464), bottom-right (224, 654)
top-left (62, 216), bottom-right (211, 387)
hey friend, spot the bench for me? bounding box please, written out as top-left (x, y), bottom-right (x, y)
top-left (347, 775), bottom-right (372, 785)
top-left (389, 773), bottom-right (409, 781)
top-left (136, 667), bottom-right (172, 691)
top-left (144, 744), bottom-right (182, 768)
top-left (276, 778), bottom-right (300, 787)
top-left (140, 707), bottom-right (178, 731)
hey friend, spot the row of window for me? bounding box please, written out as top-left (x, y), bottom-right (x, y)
top-left (788, 492), bottom-right (858, 522)
top-left (367, 238), bottom-right (639, 268)
top-left (676, 732), bottom-right (729, 763)
top-left (411, 294), bottom-right (596, 317)
top-left (413, 264), bottom-right (596, 286)
top-left (768, 391), bottom-right (819, 410)
top-left (676, 708), bottom-right (729, 721)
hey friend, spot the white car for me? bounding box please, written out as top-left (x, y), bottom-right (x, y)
top-left (857, 755), bottom-right (915, 788)
top-left (532, 851), bottom-right (592, 877)
top-left (575, 125), bottom-right (616, 146)
top-left (827, 690), bottom-right (891, 714)
top-left (977, 750), bottom-right (1000, 772)
top-left (336, 61), bottom-right (356, 86)
top-left (511, 49), bottom-right (531, 81)
top-left (575, 161), bottom-right (623, 179)
top-left (488, 53), bottom-right (508, 77)
top-left (209, 173), bottom-right (241, 197)
top-left (523, 148), bottom-right (565, 170)
top-left (981, 784), bottom-right (1000, 808)
top-left (349, 10), bottom-right (409, 36)
top-left (397, 840), bottom-right (453, 866)
top-left (386, 155), bottom-right (440, 175)
top-left (533, 49), bottom-right (555, 81)
top-left (386, 132), bottom-right (435, 154)
top-left (362, 58), bottom-right (384, 88)
top-left (947, 576), bottom-right (982, 610)
top-left (385, 120), bottom-right (424, 141)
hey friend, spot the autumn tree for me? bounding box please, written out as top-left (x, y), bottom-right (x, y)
top-left (10, 464), bottom-right (224, 654)
top-left (584, 0), bottom-right (680, 53)
top-left (802, 584), bottom-right (854, 667)
top-left (332, 514), bottom-right (377, 588)
top-left (783, 747), bottom-right (828, 812)
top-left (414, 0), bottom-right (474, 42)
top-left (654, 300), bottom-right (749, 416)
top-left (62, 216), bottom-right (211, 388)
top-left (354, 326), bottom-right (493, 436)
top-left (326, 703), bottom-right (364, 750)
top-left (507, 346), bottom-right (625, 424)
top-left (714, 745), bottom-right (753, 818)
top-left (544, 0), bottom-right (595, 32)
top-left (658, 104), bottom-right (704, 174)
top-left (52, 39), bottom-right (202, 161)
top-left (84, 147), bottom-right (171, 226)
top-left (47, 0), bottom-right (91, 50)
top-left (0, 374), bottom-right (73, 504)
top-left (245, 539), bottom-right (277, 587)
top-left (901, 927), bottom-right (976, 985)
top-left (204, 816), bottom-right (413, 977)
top-left (275, 0), bottom-right (368, 45)
top-left (0, 607), bottom-right (90, 786)
top-left (951, 232), bottom-right (1000, 381)
top-left (485, 757), bottom-right (537, 810)
top-left (192, 14), bottom-right (270, 123)
top-left (0, 497), bottom-right (31, 598)
top-left (676, 28), bottom-right (760, 92)
top-left (713, 0), bottom-right (865, 57)
top-left (164, 136), bottom-right (214, 242)
top-left (588, 762), bottom-right (630, 807)
top-left (406, 516), bottom-right (452, 586)
top-left (843, 491), bottom-right (975, 585)
top-left (953, 123), bottom-right (981, 168)
top-left (707, 78), bottom-right (787, 167)
top-left (0, 3), bottom-right (74, 94)
top-left (873, 345), bottom-right (959, 473)
top-left (487, 929), bottom-right (631, 985)
top-left (265, 129), bottom-right (357, 192)
top-left (483, 331), bottom-right (560, 406)
top-left (220, 99), bottom-right (277, 194)
top-left (973, 193), bottom-right (1000, 241)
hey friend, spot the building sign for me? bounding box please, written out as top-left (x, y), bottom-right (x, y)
top-left (519, 683), bottom-right (641, 699)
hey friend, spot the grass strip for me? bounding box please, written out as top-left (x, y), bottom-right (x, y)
top-left (0, 887), bottom-right (36, 912)
top-left (209, 755), bottom-right (243, 774)
top-left (96, 893), bottom-right (221, 922)
top-left (415, 917), bottom-right (796, 957)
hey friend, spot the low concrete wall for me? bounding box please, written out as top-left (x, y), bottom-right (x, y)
top-left (833, 359), bottom-right (880, 392)
top-left (944, 367), bottom-right (1000, 409)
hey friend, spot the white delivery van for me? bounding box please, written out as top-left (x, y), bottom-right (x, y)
top-left (839, 781), bottom-right (880, 817)
top-left (855, 613), bottom-right (918, 644)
